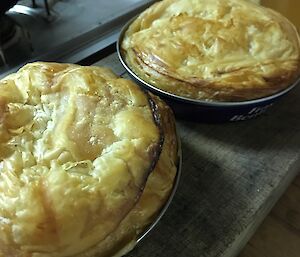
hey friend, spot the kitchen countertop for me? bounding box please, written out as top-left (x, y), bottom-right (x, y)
top-left (239, 173), bottom-right (300, 257)
top-left (93, 52), bottom-right (300, 257)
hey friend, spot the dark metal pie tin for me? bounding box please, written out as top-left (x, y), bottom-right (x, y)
top-left (137, 136), bottom-right (182, 242)
top-left (117, 18), bottom-right (300, 122)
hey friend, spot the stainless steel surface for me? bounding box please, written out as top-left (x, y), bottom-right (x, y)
top-left (0, 0), bottom-right (154, 78)
top-left (0, 47), bottom-right (6, 65)
top-left (0, 0), bottom-right (19, 14)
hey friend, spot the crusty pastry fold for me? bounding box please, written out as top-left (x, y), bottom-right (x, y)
top-left (122, 0), bottom-right (300, 101)
top-left (0, 62), bottom-right (178, 257)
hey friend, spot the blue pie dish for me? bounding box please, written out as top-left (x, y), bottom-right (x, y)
top-left (117, 19), bottom-right (300, 123)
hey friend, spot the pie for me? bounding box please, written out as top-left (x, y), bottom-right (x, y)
top-left (121, 0), bottom-right (300, 101)
top-left (0, 62), bottom-right (178, 257)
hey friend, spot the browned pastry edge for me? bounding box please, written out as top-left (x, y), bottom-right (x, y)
top-left (0, 62), bottom-right (166, 257)
top-left (74, 94), bottom-right (179, 257)
top-left (127, 47), bottom-right (300, 101)
top-left (121, 0), bottom-right (300, 102)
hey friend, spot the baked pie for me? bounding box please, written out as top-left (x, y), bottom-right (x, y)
top-left (121, 0), bottom-right (300, 101)
top-left (0, 62), bottom-right (178, 257)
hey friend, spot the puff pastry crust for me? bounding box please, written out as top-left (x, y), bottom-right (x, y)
top-left (77, 94), bottom-right (178, 257)
top-left (122, 0), bottom-right (300, 101)
top-left (0, 62), bottom-right (179, 257)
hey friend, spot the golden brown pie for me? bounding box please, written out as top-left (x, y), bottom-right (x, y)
top-left (0, 62), bottom-right (178, 257)
top-left (77, 94), bottom-right (178, 257)
top-left (121, 0), bottom-right (300, 101)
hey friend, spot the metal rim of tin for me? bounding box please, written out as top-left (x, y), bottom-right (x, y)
top-left (117, 17), bottom-right (300, 107)
top-left (136, 132), bottom-right (182, 243)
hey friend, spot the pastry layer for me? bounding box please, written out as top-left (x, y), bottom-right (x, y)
top-left (122, 0), bottom-right (300, 101)
top-left (0, 62), bottom-right (162, 257)
top-left (77, 94), bottom-right (179, 257)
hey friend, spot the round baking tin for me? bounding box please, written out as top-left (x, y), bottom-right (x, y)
top-left (117, 17), bottom-right (300, 122)
top-left (137, 134), bottom-right (182, 243)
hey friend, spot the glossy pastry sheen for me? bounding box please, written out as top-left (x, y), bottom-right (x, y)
top-left (122, 0), bottom-right (300, 101)
top-left (78, 94), bottom-right (178, 257)
top-left (0, 62), bottom-right (174, 257)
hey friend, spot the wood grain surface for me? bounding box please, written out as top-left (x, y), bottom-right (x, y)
top-left (239, 173), bottom-right (300, 257)
top-left (261, 0), bottom-right (300, 29)
top-left (93, 53), bottom-right (300, 257)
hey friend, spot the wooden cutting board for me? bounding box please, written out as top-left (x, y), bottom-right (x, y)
top-left (93, 52), bottom-right (300, 257)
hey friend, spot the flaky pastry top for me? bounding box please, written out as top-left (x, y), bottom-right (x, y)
top-left (76, 95), bottom-right (179, 257)
top-left (122, 0), bottom-right (300, 101)
top-left (0, 62), bottom-right (162, 257)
